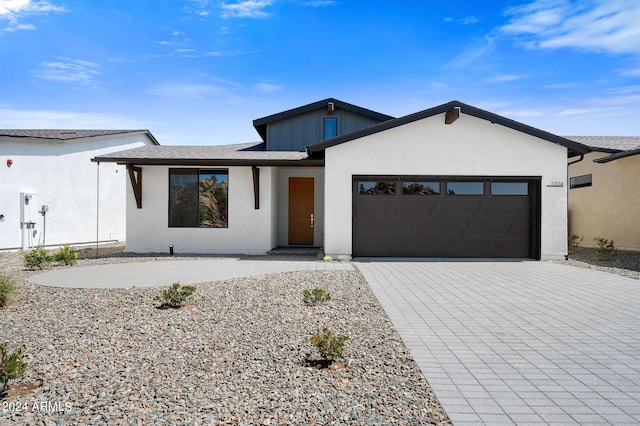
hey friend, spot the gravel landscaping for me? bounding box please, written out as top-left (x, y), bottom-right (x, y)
top-left (555, 246), bottom-right (640, 280)
top-left (0, 248), bottom-right (450, 425)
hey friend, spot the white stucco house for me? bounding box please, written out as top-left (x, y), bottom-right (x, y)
top-left (0, 130), bottom-right (159, 250)
top-left (94, 99), bottom-right (589, 260)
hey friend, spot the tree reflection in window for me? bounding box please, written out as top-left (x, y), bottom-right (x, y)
top-left (403, 181), bottom-right (440, 195)
top-left (169, 169), bottom-right (228, 228)
top-left (358, 181), bottom-right (396, 195)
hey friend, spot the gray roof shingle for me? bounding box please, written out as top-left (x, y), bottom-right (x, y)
top-left (565, 136), bottom-right (640, 152)
top-left (93, 142), bottom-right (322, 166)
top-left (0, 129), bottom-right (159, 145)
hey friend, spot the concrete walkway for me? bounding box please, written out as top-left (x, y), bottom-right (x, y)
top-left (29, 258), bottom-right (353, 288)
top-left (355, 259), bottom-right (640, 425)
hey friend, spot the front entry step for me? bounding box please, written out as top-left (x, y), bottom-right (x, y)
top-left (267, 246), bottom-right (323, 257)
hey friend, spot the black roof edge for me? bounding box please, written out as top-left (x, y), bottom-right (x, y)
top-left (308, 100), bottom-right (591, 157)
top-left (90, 157), bottom-right (324, 167)
top-left (252, 98), bottom-right (395, 141)
top-left (593, 148), bottom-right (640, 163)
top-left (590, 147), bottom-right (623, 154)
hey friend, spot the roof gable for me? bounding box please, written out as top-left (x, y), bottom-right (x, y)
top-left (308, 100), bottom-right (590, 157)
top-left (252, 98), bottom-right (395, 141)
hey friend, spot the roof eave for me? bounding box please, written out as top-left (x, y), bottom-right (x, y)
top-left (91, 157), bottom-right (324, 167)
top-left (308, 100), bottom-right (591, 157)
top-left (593, 149), bottom-right (640, 163)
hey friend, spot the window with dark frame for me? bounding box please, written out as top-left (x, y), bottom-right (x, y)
top-left (446, 181), bottom-right (484, 195)
top-left (570, 174), bottom-right (592, 189)
top-left (323, 117), bottom-right (337, 140)
top-left (491, 182), bottom-right (529, 196)
top-left (357, 180), bottom-right (396, 195)
top-left (403, 181), bottom-right (440, 195)
top-left (169, 169), bottom-right (228, 228)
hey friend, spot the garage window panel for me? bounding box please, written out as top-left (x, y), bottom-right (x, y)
top-left (491, 182), bottom-right (529, 196)
top-left (403, 181), bottom-right (440, 195)
top-left (446, 181), bottom-right (484, 195)
top-left (357, 180), bottom-right (396, 195)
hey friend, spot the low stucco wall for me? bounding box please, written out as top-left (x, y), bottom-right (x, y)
top-left (125, 165), bottom-right (277, 254)
top-left (569, 152), bottom-right (640, 251)
top-left (323, 112), bottom-right (570, 260)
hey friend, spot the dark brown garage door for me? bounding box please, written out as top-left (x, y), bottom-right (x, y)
top-left (353, 177), bottom-right (540, 258)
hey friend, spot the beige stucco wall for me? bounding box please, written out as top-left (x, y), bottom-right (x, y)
top-left (125, 165), bottom-right (278, 254)
top-left (568, 152), bottom-right (640, 251)
top-left (323, 112), bottom-right (570, 260)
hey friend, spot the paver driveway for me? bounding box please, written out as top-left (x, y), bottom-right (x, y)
top-left (355, 259), bottom-right (640, 425)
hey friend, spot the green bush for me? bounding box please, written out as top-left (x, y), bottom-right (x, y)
top-left (568, 234), bottom-right (582, 254)
top-left (52, 244), bottom-right (78, 265)
top-left (0, 343), bottom-right (28, 395)
top-left (23, 246), bottom-right (49, 269)
top-left (154, 282), bottom-right (196, 309)
top-left (310, 327), bottom-right (349, 361)
top-left (0, 275), bottom-right (16, 308)
top-left (594, 237), bottom-right (617, 261)
top-left (303, 288), bottom-right (331, 306)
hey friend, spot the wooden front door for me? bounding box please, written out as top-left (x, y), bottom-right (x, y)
top-left (288, 177), bottom-right (314, 245)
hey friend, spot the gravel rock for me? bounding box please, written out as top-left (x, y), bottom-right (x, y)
top-left (552, 247), bottom-right (640, 280)
top-left (0, 249), bottom-right (450, 425)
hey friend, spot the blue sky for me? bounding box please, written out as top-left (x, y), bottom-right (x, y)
top-left (1, 0), bottom-right (639, 145)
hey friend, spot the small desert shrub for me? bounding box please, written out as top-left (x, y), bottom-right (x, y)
top-left (303, 288), bottom-right (331, 306)
top-left (0, 275), bottom-right (16, 308)
top-left (23, 246), bottom-right (49, 269)
top-left (310, 327), bottom-right (349, 361)
top-left (568, 234), bottom-right (582, 254)
top-left (594, 237), bottom-right (617, 261)
top-left (323, 255), bottom-right (332, 262)
top-left (51, 244), bottom-right (78, 265)
top-left (0, 343), bottom-right (28, 395)
top-left (154, 282), bottom-right (196, 309)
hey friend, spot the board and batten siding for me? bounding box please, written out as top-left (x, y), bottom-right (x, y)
top-left (266, 108), bottom-right (384, 151)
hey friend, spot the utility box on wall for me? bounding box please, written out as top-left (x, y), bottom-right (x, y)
top-left (20, 192), bottom-right (39, 250)
top-left (20, 192), bottom-right (38, 224)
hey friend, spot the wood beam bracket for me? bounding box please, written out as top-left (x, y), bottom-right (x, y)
top-left (127, 165), bottom-right (142, 209)
top-left (445, 107), bottom-right (461, 125)
top-left (252, 165), bottom-right (260, 209)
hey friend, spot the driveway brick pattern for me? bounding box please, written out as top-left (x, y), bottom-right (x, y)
top-left (356, 260), bottom-right (640, 425)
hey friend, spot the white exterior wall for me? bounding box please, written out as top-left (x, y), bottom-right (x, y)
top-left (125, 165), bottom-right (277, 254)
top-left (277, 167), bottom-right (324, 246)
top-left (323, 113), bottom-right (569, 260)
top-left (0, 134), bottom-right (153, 250)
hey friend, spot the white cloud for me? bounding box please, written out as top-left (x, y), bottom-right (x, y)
top-left (0, 0), bottom-right (66, 31)
top-left (32, 59), bottom-right (101, 86)
top-left (501, 0), bottom-right (640, 56)
top-left (221, 1), bottom-right (272, 18)
top-left (556, 108), bottom-right (590, 116)
top-left (486, 74), bottom-right (527, 83)
top-left (254, 82), bottom-right (282, 93)
top-left (500, 108), bottom-right (544, 118)
top-left (447, 35), bottom-right (495, 69)
top-left (0, 107), bottom-right (144, 129)
top-left (460, 16), bottom-right (479, 25)
top-left (303, 0), bottom-right (337, 6)
top-left (147, 82), bottom-right (239, 99)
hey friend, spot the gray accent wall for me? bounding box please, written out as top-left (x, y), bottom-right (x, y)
top-left (266, 108), bottom-right (384, 151)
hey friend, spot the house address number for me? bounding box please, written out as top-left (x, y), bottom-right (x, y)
top-left (547, 181), bottom-right (564, 187)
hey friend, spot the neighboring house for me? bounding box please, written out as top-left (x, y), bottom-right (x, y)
top-left (94, 99), bottom-right (589, 260)
top-left (0, 130), bottom-right (159, 251)
top-left (566, 136), bottom-right (640, 251)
